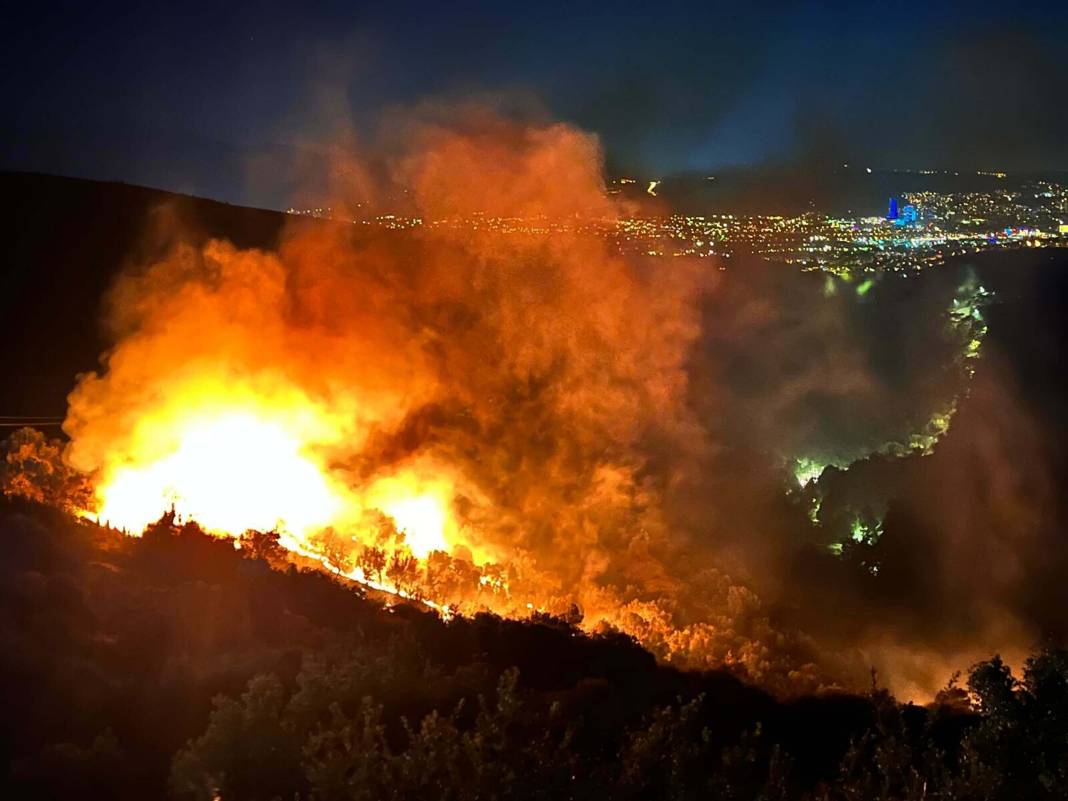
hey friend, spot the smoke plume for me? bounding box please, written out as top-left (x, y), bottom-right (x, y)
top-left (59, 108), bottom-right (1066, 697)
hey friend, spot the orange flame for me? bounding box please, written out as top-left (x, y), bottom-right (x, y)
top-left (53, 112), bottom-right (839, 695)
top-left (90, 398), bottom-right (465, 567)
top-left (94, 410), bottom-right (346, 537)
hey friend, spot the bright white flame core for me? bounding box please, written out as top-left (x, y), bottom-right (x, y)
top-left (96, 413), bottom-right (343, 536)
top-left (368, 478), bottom-right (450, 557)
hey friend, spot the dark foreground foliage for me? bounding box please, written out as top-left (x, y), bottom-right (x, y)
top-left (0, 498), bottom-right (1065, 800)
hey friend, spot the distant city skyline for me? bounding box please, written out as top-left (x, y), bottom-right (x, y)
top-left (288, 175), bottom-right (1068, 276)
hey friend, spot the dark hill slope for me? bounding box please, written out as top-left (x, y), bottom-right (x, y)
top-left (0, 172), bottom-right (287, 417)
top-left (6, 499), bottom-right (1063, 800)
top-left (0, 499), bottom-right (885, 799)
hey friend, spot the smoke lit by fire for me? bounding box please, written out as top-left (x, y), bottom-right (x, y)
top-left (52, 113), bottom-right (746, 679)
top-left (0, 109), bottom-right (1038, 698)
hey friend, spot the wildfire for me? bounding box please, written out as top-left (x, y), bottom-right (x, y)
top-left (90, 404), bottom-right (461, 568)
top-left (93, 411), bottom-right (347, 537)
top-left (40, 115), bottom-right (781, 690)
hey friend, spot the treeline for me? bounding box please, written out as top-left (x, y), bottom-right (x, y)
top-left (1, 497), bottom-right (1065, 800)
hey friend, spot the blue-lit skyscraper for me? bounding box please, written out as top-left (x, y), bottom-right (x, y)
top-left (888, 197), bottom-right (899, 220)
top-left (901, 204), bottom-right (918, 224)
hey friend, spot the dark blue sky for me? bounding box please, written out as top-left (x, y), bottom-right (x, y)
top-left (3, 1), bottom-right (1067, 204)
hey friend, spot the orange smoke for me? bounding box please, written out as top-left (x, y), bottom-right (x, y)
top-left (60, 110), bottom-right (840, 692)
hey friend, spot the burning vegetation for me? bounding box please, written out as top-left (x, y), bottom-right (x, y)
top-left (2, 112), bottom-right (1064, 704)
top-left (52, 115), bottom-right (782, 682)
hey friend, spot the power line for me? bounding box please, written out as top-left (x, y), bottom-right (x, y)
top-left (0, 416), bottom-right (65, 428)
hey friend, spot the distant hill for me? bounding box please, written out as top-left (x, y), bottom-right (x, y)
top-left (616, 166), bottom-right (1068, 217)
top-left (0, 172), bottom-right (287, 418)
top-left (0, 124), bottom-right (332, 210)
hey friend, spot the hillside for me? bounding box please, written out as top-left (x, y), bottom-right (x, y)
top-left (2, 497), bottom-right (1066, 799)
top-left (0, 171), bottom-right (287, 417)
top-left (0, 498), bottom-right (945, 797)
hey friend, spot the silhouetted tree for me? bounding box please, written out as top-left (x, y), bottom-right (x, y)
top-left (357, 545), bottom-right (387, 583)
top-left (239, 529), bottom-right (286, 566)
top-left (310, 527), bottom-right (357, 575)
top-left (170, 675), bottom-right (305, 801)
top-left (387, 550), bottom-right (420, 597)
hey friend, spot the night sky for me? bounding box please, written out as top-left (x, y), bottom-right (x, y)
top-left (3, 1), bottom-right (1067, 206)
